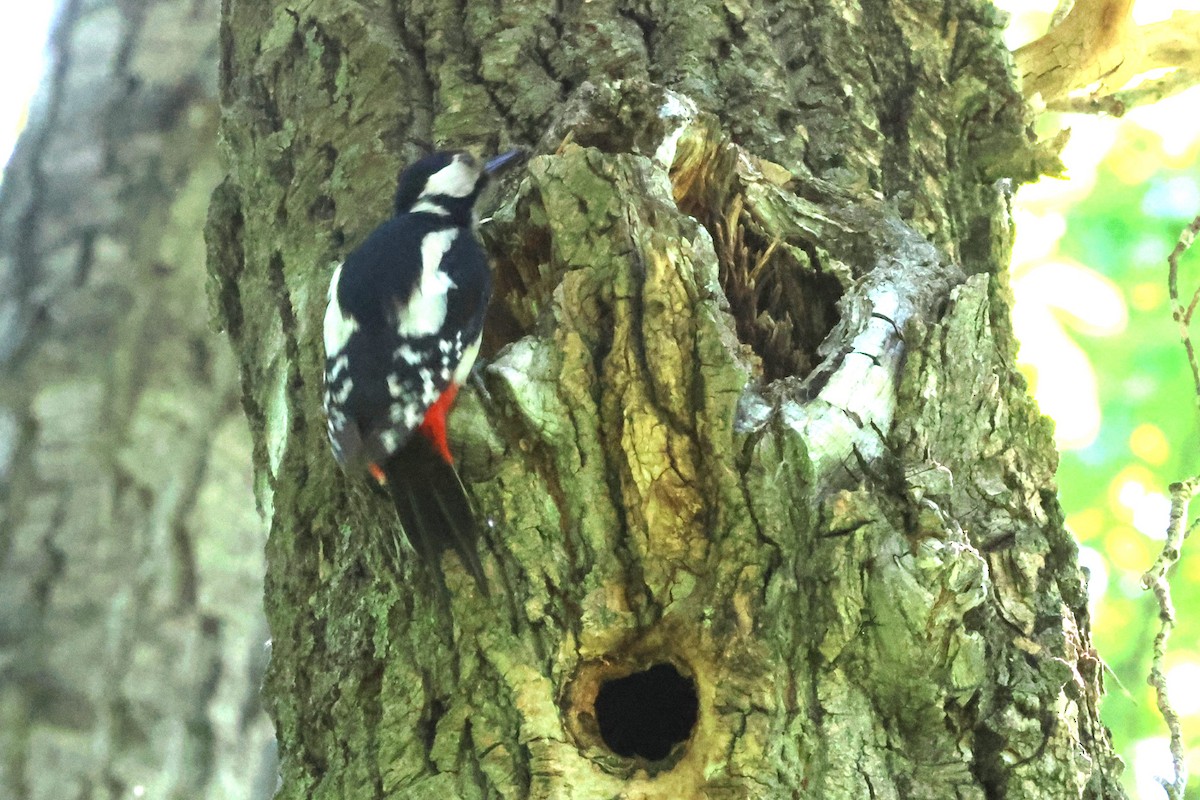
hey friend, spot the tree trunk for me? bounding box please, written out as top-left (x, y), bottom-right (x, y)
top-left (209, 1), bottom-right (1126, 798)
top-left (0, 1), bottom-right (274, 798)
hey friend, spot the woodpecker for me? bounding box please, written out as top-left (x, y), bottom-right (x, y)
top-left (323, 148), bottom-right (524, 591)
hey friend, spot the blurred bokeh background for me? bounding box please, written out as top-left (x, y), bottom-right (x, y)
top-left (995, 2), bottom-right (1200, 797)
top-left (2, 2), bottom-right (1198, 798)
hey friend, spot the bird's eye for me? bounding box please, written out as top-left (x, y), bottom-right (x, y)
top-left (456, 153), bottom-right (478, 169)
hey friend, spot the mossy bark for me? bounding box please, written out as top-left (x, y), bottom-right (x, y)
top-left (210, 0), bottom-right (1125, 797)
top-left (0, 1), bottom-right (273, 798)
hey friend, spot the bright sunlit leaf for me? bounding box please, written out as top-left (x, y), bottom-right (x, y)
top-left (1112, 468), bottom-right (1171, 540)
top-left (1129, 423), bottom-right (1170, 466)
top-left (1101, 525), bottom-right (1153, 587)
top-left (1132, 0), bottom-right (1200, 26)
top-left (1133, 737), bottom-right (1177, 800)
top-left (1013, 260), bottom-right (1128, 448)
top-left (1142, 175), bottom-right (1200, 218)
top-left (1165, 662), bottom-right (1200, 716)
top-left (1129, 281), bottom-right (1167, 311)
top-left (1066, 507), bottom-right (1105, 540)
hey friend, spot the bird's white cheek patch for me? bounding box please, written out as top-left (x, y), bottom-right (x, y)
top-left (396, 229), bottom-right (457, 336)
top-left (422, 159), bottom-right (479, 198)
top-left (324, 264), bottom-right (359, 354)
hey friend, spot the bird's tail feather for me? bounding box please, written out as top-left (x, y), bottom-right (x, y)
top-left (379, 436), bottom-right (489, 595)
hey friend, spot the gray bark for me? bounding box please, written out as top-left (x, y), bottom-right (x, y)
top-left (0, 2), bottom-right (274, 798)
top-left (210, 1), bottom-right (1125, 798)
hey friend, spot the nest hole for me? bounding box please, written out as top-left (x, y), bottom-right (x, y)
top-left (594, 663), bottom-right (698, 760)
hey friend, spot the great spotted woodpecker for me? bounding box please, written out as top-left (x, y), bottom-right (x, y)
top-left (323, 149), bottom-right (524, 591)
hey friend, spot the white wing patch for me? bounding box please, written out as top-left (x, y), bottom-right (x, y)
top-left (418, 368), bottom-right (439, 404)
top-left (421, 156), bottom-right (481, 199)
top-left (389, 403), bottom-right (423, 430)
top-left (331, 378), bottom-right (353, 404)
top-left (453, 333), bottom-right (482, 385)
top-left (396, 229), bottom-right (457, 336)
top-left (323, 264), bottom-right (359, 355)
top-left (395, 344), bottom-right (423, 364)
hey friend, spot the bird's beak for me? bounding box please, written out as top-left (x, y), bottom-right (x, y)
top-left (484, 148), bottom-right (527, 175)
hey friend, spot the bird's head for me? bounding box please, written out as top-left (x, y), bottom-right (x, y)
top-left (393, 149), bottom-right (525, 223)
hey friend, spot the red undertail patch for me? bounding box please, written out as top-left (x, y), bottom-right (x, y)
top-left (418, 384), bottom-right (460, 464)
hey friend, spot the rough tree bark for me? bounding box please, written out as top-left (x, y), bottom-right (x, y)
top-left (0, 1), bottom-right (273, 798)
top-left (209, 1), bottom-right (1127, 798)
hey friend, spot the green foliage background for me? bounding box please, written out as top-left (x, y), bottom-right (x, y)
top-left (1018, 118), bottom-right (1200, 799)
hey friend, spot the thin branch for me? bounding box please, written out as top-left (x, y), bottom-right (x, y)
top-left (1140, 478), bottom-right (1198, 800)
top-left (1168, 214), bottom-right (1200, 408)
top-left (1184, 285), bottom-right (1199, 327)
top-left (1015, 0), bottom-right (1200, 113)
top-left (1138, 217), bottom-right (1200, 800)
